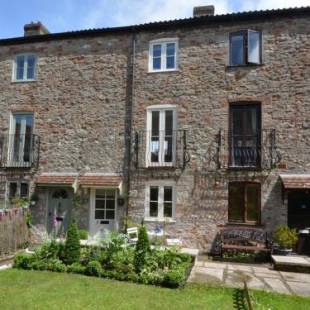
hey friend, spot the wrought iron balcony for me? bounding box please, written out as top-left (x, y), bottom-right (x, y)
top-left (133, 130), bottom-right (189, 169)
top-left (0, 134), bottom-right (40, 168)
top-left (217, 129), bottom-right (280, 169)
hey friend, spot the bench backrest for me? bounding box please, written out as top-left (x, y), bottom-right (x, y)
top-left (221, 228), bottom-right (266, 244)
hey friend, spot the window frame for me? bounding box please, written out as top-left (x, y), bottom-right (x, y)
top-left (6, 180), bottom-right (30, 206)
top-left (144, 181), bottom-right (176, 222)
top-left (229, 102), bottom-right (262, 168)
top-left (228, 182), bottom-right (261, 224)
top-left (229, 30), bottom-right (262, 66)
top-left (12, 53), bottom-right (38, 82)
top-left (146, 105), bottom-right (177, 167)
top-left (149, 38), bottom-right (179, 72)
top-left (94, 189), bottom-right (117, 221)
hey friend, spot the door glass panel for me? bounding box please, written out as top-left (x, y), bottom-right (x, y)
top-left (165, 110), bottom-right (173, 162)
top-left (229, 183), bottom-right (244, 222)
top-left (106, 210), bottom-right (115, 220)
top-left (95, 210), bottom-right (105, 219)
top-left (246, 184), bottom-right (259, 222)
top-left (106, 199), bottom-right (115, 209)
top-left (95, 189), bottom-right (116, 220)
top-left (248, 31), bottom-right (260, 64)
top-left (151, 111), bottom-right (160, 162)
top-left (230, 33), bottom-right (244, 65)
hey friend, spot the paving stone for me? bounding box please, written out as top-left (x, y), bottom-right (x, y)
top-left (204, 262), bottom-right (227, 269)
top-left (254, 272), bottom-right (281, 279)
top-left (287, 281), bottom-right (310, 296)
top-left (264, 278), bottom-right (291, 294)
top-left (280, 271), bottom-right (310, 283)
top-left (227, 264), bottom-right (253, 272)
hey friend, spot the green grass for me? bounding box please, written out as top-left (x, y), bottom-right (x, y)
top-left (0, 269), bottom-right (309, 309)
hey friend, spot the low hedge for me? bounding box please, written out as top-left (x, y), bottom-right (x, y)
top-left (13, 242), bottom-right (193, 288)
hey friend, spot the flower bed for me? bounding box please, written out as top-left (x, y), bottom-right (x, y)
top-left (13, 224), bottom-right (193, 288)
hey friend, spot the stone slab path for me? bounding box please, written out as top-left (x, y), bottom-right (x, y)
top-left (188, 257), bottom-right (310, 296)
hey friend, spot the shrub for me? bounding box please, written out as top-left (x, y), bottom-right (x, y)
top-left (162, 268), bottom-right (186, 288)
top-left (31, 260), bottom-right (49, 271)
top-left (36, 240), bottom-right (63, 260)
top-left (67, 262), bottom-right (86, 274)
top-left (85, 260), bottom-right (102, 277)
top-left (13, 253), bottom-right (35, 270)
top-left (274, 225), bottom-right (298, 249)
top-left (134, 225), bottom-right (150, 273)
top-left (78, 229), bottom-right (88, 240)
top-left (63, 221), bottom-right (81, 264)
top-left (48, 259), bottom-right (67, 272)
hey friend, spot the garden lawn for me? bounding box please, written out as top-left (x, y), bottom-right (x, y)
top-left (1, 270), bottom-right (310, 310)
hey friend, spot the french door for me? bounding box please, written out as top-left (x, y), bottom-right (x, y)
top-left (147, 108), bottom-right (176, 166)
top-left (9, 114), bottom-right (33, 166)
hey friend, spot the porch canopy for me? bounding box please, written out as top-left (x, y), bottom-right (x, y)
top-left (280, 174), bottom-right (310, 189)
top-left (36, 173), bottom-right (122, 189)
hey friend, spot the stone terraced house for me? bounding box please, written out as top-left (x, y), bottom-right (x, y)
top-left (0, 5), bottom-right (309, 251)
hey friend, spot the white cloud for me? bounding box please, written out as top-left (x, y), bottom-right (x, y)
top-left (81, 0), bottom-right (310, 29)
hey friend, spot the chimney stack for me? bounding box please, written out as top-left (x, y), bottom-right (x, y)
top-left (193, 5), bottom-right (215, 17)
top-left (24, 22), bottom-right (49, 36)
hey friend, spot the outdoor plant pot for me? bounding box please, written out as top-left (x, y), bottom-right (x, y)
top-left (273, 247), bottom-right (293, 256)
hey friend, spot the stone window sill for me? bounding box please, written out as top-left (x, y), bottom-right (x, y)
top-left (144, 217), bottom-right (176, 223)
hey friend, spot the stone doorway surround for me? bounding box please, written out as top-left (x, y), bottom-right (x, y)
top-left (188, 256), bottom-right (310, 296)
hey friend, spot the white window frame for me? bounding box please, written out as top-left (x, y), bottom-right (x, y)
top-left (6, 180), bottom-right (30, 207)
top-left (146, 105), bottom-right (177, 167)
top-left (12, 53), bottom-right (37, 82)
top-left (149, 38), bottom-right (179, 72)
top-left (144, 181), bottom-right (176, 222)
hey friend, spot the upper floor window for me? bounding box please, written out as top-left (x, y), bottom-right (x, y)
top-left (229, 30), bottom-right (262, 66)
top-left (229, 103), bottom-right (261, 168)
top-left (146, 105), bottom-right (176, 167)
top-left (13, 54), bottom-right (37, 82)
top-left (149, 39), bottom-right (178, 72)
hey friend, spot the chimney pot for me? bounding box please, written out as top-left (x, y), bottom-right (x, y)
top-left (24, 21), bottom-right (49, 36)
top-left (193, 5), bottom-right (215, 17)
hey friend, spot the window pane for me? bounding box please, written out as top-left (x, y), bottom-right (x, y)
top-left (153, 44), bottom-right (162, 57)
top-left (166, 43), bottom-right (175, 56)
top-left (95, 210), bottom-right (105, 219)
top-left (27, 55), bottom-right (36, 67)
top-left (246, 184), bottom-right (260, 222)
top-left (153, 57), bottom-right (161, 70)
top-left (166, 56), bottom-right (175, 69)
top-left (106, 199), bottom-right (115, 210)
top-left (164, 187), bottom-right (172, 202)
top-left (16, 56), bottom-right (25, 80)
top-left (230, 33), bottom-right (244, 65)
top-left (27, 67), bottom-right (35, 80)
top-left (105, 189), bottom-right (115, 199)
top-left (16, 68), bottom-right (24, 80)
top-left (106, 210), bottom-right (115, 220)
top-left (165, 111), bottom-right (173, 136)
top-left (164, 202), bottom-right (172, 217)
top-left (228, 183), bottom-right (244, 222)
top-left (151, 111), bottom-right (159, 136)
top-left (150, 202), bottom-right (158, 217)
top-left (150, 187), bottom-right (158, 201)
top-left (20, 183), bottom-right (29, 198)
top-left (95, 200), bottom-right (105, 209)
top-left (248, 31), bottom-right (260, 64)
top-left (9, 182), bottom-right (17, 199)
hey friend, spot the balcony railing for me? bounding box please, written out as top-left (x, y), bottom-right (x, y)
top-left (0, 134), bottom-right (40, 168)
top-left (217, 129), bottom-right (280, 169)
top-left (133, 130), bottom-right (189, 169)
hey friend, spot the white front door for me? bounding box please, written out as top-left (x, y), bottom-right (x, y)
top-left (89, 188), bottom-right (118, 238)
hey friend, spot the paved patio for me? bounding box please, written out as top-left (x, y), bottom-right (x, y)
top-left (188, 257), bottom-right (310, 296)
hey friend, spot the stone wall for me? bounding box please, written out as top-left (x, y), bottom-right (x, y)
top-left (128, 16), bottom-right (310, 251)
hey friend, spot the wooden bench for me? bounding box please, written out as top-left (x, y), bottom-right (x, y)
top-left (220, 226), bottom-right (271, 256)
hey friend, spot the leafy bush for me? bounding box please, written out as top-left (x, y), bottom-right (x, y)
top-left (274, 225), bottom-right (298, 249)
top-left (48, 259), bottom-right (67, 272)
top-left (67, 263), bottom-right (86, 274)
top-left (162, 267), bottom-right (187, 288)
top-left (36, 240), bottom-right (64, 260)
top-left (63, 221), bottom-right (81, 264)
top-left (134, 225), bottom-right (150, 273)
top-left (30, 260), bottom-right (49, 271)
top-left (85, 260), bottom-right (102, 277)
top-left (78, 229), bottom-right (88, 240)
top-left (13, 253), bottom-right (35, 270)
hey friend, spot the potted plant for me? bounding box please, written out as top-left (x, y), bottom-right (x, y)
top-left (273, 225), bottom-right (298, 255)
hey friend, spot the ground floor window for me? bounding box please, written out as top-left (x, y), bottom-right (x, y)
top-left (146, 183), bottom-right (175, 220)
top-left (228, 182), bottom-right (261, 224)
top-left (7, 180), bottom-right (29, 200)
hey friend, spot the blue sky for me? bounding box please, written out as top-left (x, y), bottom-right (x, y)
top-left (0, 0), bottom-right (309, 39)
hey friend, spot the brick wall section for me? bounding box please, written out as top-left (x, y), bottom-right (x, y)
top-left (129, 16), bottom-right (310, 250)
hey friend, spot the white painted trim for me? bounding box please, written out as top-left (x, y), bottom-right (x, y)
top-left (12, 53), bottom-right (38, 82)
top-left (144, 181), bottom-right (176, 221)
top-left (146, 106), bottom-right (177, 167)
top-left (148, 38), bottom-right (179, 72)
